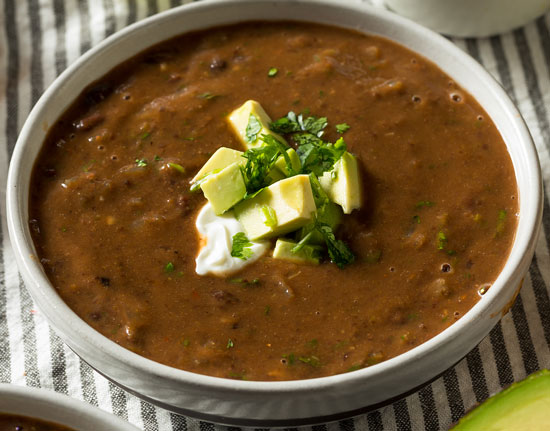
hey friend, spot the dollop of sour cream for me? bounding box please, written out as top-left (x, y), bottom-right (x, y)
top-left (195, 203), bottom-right (269, 276)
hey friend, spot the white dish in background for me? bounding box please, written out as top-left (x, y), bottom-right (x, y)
top-left (0, 384), bottom-right (139, 430)
top-left (6, 0), bottom-right (542, 426)
top-left (384, 0), bottom-right (550, 38)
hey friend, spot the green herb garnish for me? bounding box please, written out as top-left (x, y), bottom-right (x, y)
top-left (335, 123), bottom-right (350, 134)
top-left (167, 162), bottom-right (185, 174)
top-left (227, 339), bottom-right (234, 349)
top-left (416, 200), bottom-right (434, 208)
top-left (164, 262), bottom-right (175, 273)
top-left (154, 155), bottom-right (162, 161)
top-left (437, 231), bottom-right (447, 250)
top-left (268, 67), bottom-right (278, 77)
top-left (296, 135), bottom-right (346, 176)
top-left (318, 224), bottom-right (355, 269)
top-left (496, 209), bottom-right (507, 236)
top-left (270, 111), bottom-right (327, 137)
top-left (240, 134), bottom-right (291, 197)
top-left (135, 158), bottom-right (147, 167)
top-left (231, 232), bottom-right (254, 260)
top-left (298, 355), bottom-right (321, 367)
top-left (245, 113), bottom-right (262, 144)
top-left (282, 353), bottom-right (296, 365)
top-left (140, 132), bottom-right (150, 140)
top-left (198, 92), bottom-right (219, 100)
top-left (260, 205), bottom-right (278, 227)
top-left (295, 174), bottom-right (355, 268)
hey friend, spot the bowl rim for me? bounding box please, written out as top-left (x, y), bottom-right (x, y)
top-left (6, 0), bottom-right (543, 401)
top-left (0, 383), bottom-right (139, 430)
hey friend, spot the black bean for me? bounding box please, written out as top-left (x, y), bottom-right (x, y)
top-left (98, 276), bottom-right (110, 287)
top-left (209, 57), bottom-right (227, 71)
top-left (85, 82), bottom-right (113, 105)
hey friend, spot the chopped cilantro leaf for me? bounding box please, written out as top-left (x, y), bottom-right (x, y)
top-left (416, 200), bottom-right (434, 208)
top-left (164, 262), bottom-right (175, 273)
top-left (269, 111), bottom-right (327, 137)
top-left (295, 173), bottom-right (354, 268)
top-left (282, 353), bottom-right (296, 365)
top-left (197, 92), bottom-right (218, 100)
top-left (437, 231), bottom-right (447, 250)
top-left (167, 162), bottom-right (185, 173)
top-left (240, 134), bottom-right (289, 197)
top-left (135, 158), bottom-right (147, 167)
top-left (268, 67), bottom-right (278, 77)
top-left (318, 224), bottom-right (355, 268)
top-left (260, 205), bottom-right (278, 227)
top-left (298, 355), bottom-right (321, 367)
top-left (231, 232), bottom-right (254, 260)
top-left (297, 135), bottom-right (346, 176)
top-left (154, 155), bottom-right (162, 161)
top-left (335, 123), bottom-right (350, 134)
top-left (140, 132), bottom-right (150, 140)
top-left (245, 113), bottom-right (262, 144)
top-left (227, 339), bottom-right (234, 349)
top-left (496, 209), bottom-right (507, 236)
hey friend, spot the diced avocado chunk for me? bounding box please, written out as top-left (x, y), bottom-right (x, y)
top-left (191, 147), bottom-right (244, 183)
top-left (297, 201), bottom-right (343, 245)
top-left (319, 151), bottom-right (361, 214)
top-left (274, 148), bottom-right (301, 177)
top-left (452, 369), bottom-right (550, 430)
top-left (267, 168), bottom-right (286, 185)
top-left (200, 163), bottom-right (246, 215)
top-left (273, 239), bottom-right (320, 265)
top-left (228, 100), bottom-right (287, 149)
top-left (234, 174), bottom-right (316, 240)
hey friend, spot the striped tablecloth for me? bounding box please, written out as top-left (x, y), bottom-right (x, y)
top-left (1, 1), bottom-right (549, 430)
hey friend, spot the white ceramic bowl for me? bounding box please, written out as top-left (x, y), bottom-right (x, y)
top-left (384, 0), bottom-right (549, 37)
top-left (0, 384), bottom-right (139, 430)
top-left (7, 0), bottom-right (542, 426)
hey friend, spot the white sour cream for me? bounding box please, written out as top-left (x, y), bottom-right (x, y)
top-left (195, 203), bottom-right (269, 276)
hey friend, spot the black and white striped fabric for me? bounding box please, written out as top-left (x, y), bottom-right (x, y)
top-left (1, 1), bottom-right (549, 430)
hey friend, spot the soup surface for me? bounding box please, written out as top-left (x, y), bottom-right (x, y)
top-left (0, 414), bottom-right (75, 431)
top-left (30, 22), bottom-right (518, 381)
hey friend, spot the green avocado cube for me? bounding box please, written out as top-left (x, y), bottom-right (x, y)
top-left (191, 147), bottom-right (244, 183)
top-left (274, 148), bottom-right (301, 177)
top-left (228, 100), bottom-right (287, 149)
top-left (273, 239), bottom-right (320, 265)
top-left (319, 151), bottom-right (362, 214)
top-left (234, 174), bottom-right (316, 240)
top-left (200, 162), bottom-right (246, 215)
